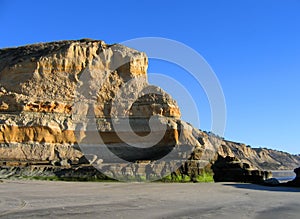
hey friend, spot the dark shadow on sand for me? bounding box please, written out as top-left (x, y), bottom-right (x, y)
top-left (223, 183), bottom-right (300, 192)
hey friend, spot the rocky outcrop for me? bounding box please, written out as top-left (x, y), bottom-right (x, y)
top-left (212, 155), bottom-right (271, 183)
top-left (0, 39), bottom-right (298, 182)
top-left (216, 138), bottom-right (300, 170)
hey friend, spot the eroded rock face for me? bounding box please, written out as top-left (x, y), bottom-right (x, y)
top-left (217, 139), bottom-right (300, 170)
top-left (0, 39), bottom-right (298, 181)
top-left (212, 155), bottom-right (271, 183)
top-left (0, 39), bottom-right (209, 180)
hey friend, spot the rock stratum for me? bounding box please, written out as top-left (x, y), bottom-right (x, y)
top-left (0, 39), bottom-right (299, 182)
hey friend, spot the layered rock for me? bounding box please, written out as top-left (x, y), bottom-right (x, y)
top-left (216, 137), bottom-right (300, 170)
top-left (0, 39), bottom-right (298, 182)
top-left (212, 155), bottom-right (271, 183)
top-left (0, 39), bottom-right (214, 181)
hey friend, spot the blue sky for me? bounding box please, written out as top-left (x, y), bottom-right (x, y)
top-left (1, 0), bottom-right (300, 154)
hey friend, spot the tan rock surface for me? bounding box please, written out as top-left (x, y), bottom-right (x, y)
top-left (0, 39), bottom-right (299, 181)
top-left (0, 39), bottom-right (186, 176)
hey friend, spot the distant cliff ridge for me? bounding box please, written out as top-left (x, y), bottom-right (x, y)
top-left (217, 138), bottom-right (300, 170)
top-left (0, 39), bottom-right (298, 181)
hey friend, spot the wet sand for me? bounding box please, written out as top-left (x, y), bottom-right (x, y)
top-left (0, 180), bottom-right (299, 219)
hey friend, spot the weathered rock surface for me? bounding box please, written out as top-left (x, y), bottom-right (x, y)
top-left (212, 155), bottom-right (271, 183)
top-left (0, 39), bottom-right (298, 182)
top-left (216, 138), bottom-right (300, 170)
top-left (0, 39), bottom-right (210, 181)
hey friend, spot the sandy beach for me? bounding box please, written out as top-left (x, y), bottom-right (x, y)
top-left (0, 180), bottom-right (299, 219)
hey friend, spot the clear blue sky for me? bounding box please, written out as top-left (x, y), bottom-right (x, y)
top-left (1, 0), bottom-right (300, 154)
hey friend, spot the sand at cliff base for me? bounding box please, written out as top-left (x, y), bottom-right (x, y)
top-left (0, 180), bottom-right (299, 219)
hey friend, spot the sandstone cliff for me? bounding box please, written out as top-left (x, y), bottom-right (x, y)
top-left (0, 39), bottom-right (212, 181)
top-left (0, 39), bottom-right (298, 181)
top-left (216, 137), bottom-right (300, 170)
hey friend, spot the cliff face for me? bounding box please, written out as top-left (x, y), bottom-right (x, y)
top-left (0, 39), bottom-right (298, 181)
top-left (0, 39), bottom-right (216, 181)
top-left (217, 138), bottom-right (300, 170)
